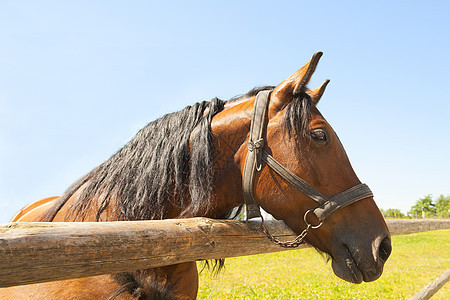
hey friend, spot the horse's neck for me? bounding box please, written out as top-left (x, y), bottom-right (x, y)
top-left (207, 99), bottom-right (254, 218)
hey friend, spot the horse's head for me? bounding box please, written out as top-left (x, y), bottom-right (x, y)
top-left (243, 52), bottom-right (391, 283)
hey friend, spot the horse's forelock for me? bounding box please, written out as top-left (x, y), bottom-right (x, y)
top-left (283, 92), bottom-right (313, 142)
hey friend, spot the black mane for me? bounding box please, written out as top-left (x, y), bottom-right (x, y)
top-left (228, 86), bottom-right (275, 103)
top-left (45, 97), bottom-right (225, 221)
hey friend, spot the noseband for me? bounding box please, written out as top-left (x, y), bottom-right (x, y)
top-left (242, 90), bottom-right (373, 248)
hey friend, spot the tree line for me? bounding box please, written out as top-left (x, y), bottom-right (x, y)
top-left (382, 194), bottom-right (450, 218)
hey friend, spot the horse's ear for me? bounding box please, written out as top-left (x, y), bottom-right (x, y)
top-left (270, 52), bottom-right (323, 115)
top-left (306, 79), bottom-right (330, 106)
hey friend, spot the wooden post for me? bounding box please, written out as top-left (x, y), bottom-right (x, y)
top-left (0, 218), bottom-right (449, 288)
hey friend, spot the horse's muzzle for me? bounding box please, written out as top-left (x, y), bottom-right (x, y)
top-left (331, 234), bottom-right (392, 283)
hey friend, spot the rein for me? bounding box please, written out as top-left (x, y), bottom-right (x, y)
top-left (242, 90), bottom-right (374, 248)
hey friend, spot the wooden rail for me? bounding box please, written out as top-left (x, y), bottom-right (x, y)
top-left (0, 218), bottom-right (449, 288)
top-left (409, 269), bottom-right (450, 300)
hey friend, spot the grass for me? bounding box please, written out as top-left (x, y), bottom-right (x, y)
top-left (197, 229), bottom-right (450, 299)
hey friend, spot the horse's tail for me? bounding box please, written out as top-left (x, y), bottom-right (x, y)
top-left (41, 173), bottom-right (92, 222)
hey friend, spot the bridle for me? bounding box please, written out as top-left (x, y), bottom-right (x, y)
top-left (242, 90), bottom-right (374, 248)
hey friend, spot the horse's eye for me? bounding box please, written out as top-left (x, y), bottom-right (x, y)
top-left (310, 130), bottom-right (327, 142)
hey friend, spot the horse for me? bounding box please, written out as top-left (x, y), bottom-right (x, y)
top-left (1, 52), bottom-right (391, 299)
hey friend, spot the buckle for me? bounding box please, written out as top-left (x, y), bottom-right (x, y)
top-left (248, 139), bottom-right (264, 152)
top-left (304, 209), bottom-right (323, 229)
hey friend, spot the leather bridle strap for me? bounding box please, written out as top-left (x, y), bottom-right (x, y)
top-left (242, 90), bottom-right (374, 224)
top-left (313, 183), bottom-right (373, 221)
top-left (260, 151), bottom-right (328, 207)
top-left (262, 151), bottom-right (373, 222)
top-left (242, 90), bottom-right (271, 219)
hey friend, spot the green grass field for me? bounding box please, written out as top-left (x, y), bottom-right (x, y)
top-left (197, 229), bottom-right (450, 299)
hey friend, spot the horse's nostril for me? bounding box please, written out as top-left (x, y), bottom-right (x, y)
top-left (378, 236), bottom-right (392, 263)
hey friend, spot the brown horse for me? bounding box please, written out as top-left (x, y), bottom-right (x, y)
top-left (2, 52), bottom-right (391, 299)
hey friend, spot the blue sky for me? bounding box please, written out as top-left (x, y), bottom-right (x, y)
top-left (1, 1), bottom-right (449, 223)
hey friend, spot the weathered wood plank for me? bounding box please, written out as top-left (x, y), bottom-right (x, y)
top-left (0, 218), bottom-right (449, 288)
top-left (0, 218), bottom-right (301, 288)
top-left (409, 269), bottom-right (450, 300)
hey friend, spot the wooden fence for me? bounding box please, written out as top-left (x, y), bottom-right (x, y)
top-left (1, 218), bottom-right (449, 288)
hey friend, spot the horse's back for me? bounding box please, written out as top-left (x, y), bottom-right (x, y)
top-left (1, 198), bottom-right (131, 300)
top-left (0, 275), bottom-right (130, 300)
top-left (10, 196), bottom-right (59, 222)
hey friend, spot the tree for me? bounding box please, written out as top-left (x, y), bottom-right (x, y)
top-left (409, 195), bottom-right (436, 218)
top-left (381, 208), bottom-right (405, 218)
top-left (435, 194), bottom-right (450, 218)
